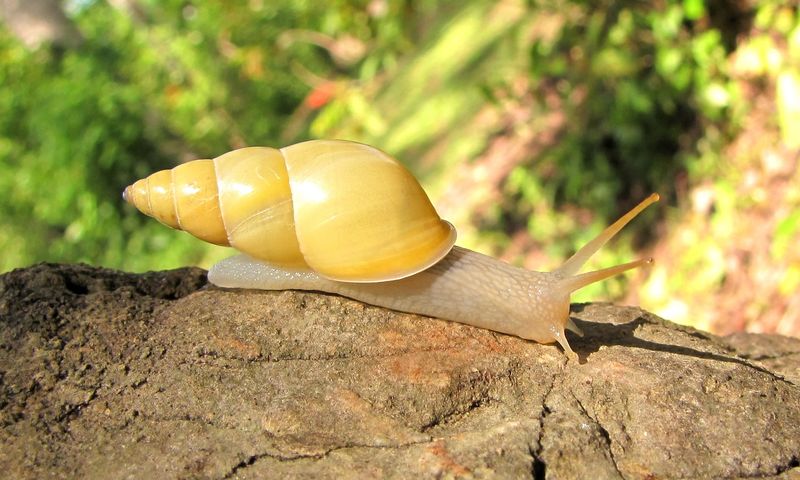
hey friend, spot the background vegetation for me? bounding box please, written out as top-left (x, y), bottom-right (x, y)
top-left (1, 0), bottom-right (798, 337)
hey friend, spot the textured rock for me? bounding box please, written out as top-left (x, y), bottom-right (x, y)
top-left (0, 263), bottom-right (798, 479)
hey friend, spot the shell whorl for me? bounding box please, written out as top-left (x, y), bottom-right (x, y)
top-left (123, 140), bottom-right (457, 282)
top-left (124, 159), bottom-right (229, 246)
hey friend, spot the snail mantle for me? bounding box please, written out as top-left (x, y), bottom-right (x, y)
top-left (1, 263), bottom-right (799, 479)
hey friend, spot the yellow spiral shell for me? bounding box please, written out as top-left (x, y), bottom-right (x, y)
top-left (123, 140), bottom-right (457, 282)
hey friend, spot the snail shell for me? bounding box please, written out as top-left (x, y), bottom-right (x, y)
top-left (124, 140), bottom-right (456, 282)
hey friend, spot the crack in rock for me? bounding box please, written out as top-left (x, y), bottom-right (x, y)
top-left (220, 439), bottom-right (433, 479)
top-left (574, 395), bottom-right (623, 478)
top-left (528, 374), bottom-right (558, 480)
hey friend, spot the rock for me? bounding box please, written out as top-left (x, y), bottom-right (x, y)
top-left (0, 263), bottom-right (798, 479)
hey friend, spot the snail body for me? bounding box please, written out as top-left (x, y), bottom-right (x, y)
top-left (124, 140), bottom-right (658, 360)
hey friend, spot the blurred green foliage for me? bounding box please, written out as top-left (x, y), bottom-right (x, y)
top-left (0, 0), bottom-right (798, 334)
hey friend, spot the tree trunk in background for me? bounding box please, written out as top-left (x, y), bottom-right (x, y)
top-left (0, 0), bottom-right (82, 49)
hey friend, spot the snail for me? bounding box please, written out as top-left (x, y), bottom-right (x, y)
top-left (124, 140), bottom-right (659, 360)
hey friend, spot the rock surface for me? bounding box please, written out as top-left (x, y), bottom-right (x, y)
top-left (0, 263), bottom-right (799, 479)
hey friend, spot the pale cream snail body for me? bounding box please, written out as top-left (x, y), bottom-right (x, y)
top-left (124, 140), bottom-right (659, 360)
